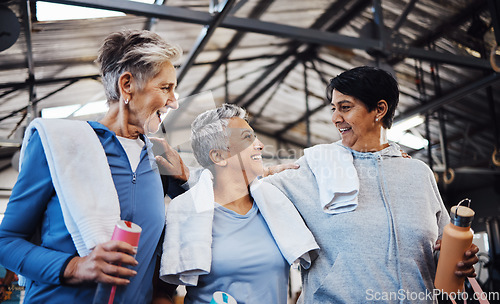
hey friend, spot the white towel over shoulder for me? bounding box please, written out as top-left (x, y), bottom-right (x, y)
top-left (160, 169), bottom-right (319, 286)
top-left (303, 141), bottom-right (359, 214)
top-left (20, 118), bottom-right (120, 257)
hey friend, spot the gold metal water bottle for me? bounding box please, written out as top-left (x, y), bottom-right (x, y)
top-left (434, 198), bottom-right (474, 294)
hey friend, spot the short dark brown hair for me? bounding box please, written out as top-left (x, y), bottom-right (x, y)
top-left (327, 66), bottom-right (399, 128)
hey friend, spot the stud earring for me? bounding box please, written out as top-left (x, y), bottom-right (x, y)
top-left (375, 118), bottom-right (379, 122)
top-left (124, 98), bottom-right (129, 105)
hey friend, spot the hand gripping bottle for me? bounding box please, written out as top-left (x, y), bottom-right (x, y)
top-left (93, 220), bottom-right (142, 304)
top-left (434, 198), bottom-right (474, 295)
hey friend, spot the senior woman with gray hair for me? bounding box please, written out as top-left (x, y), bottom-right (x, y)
top-left (159, 104), bottom-right (318, 304)
top-left (0, 29), bottom-right (183, 303)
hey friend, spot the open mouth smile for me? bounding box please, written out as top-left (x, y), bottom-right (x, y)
top-left (156, 108), bottom-right (170, 122)
top-left (338, 127), bottom-right (352, 135)
top-left (251, 154), bottom-right (262, 160)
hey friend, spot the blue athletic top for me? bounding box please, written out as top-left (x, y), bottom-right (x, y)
top-left (0, 121), bottom-right (171, 303)
top-left (185, 202), bottom-right (289, 304)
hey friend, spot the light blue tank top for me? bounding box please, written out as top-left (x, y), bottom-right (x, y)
top-left (185, 201), bottom-right (289, 304)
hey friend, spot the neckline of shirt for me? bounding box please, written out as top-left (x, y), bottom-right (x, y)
top-left (214, 201), bottom-right (258, 219)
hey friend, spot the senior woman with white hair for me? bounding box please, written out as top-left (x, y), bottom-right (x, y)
top-left (159, 104), bottom-right (318, 304)
top-left (0, 29), bottom-right (183, 303)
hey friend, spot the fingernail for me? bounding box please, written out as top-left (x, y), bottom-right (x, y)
top-left (457, 261), bottom-right (464, 267)
top-left (455, 271), bottom-right (462, 276)
top-left (466, 251), bottom-right (471, 256)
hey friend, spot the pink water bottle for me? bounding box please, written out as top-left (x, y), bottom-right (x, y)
top-left (110, 221), bottom-right (141, 252)
top-left (93, 220), bottom-right (142, 304)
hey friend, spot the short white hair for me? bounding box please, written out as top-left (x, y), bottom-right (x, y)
top-left (191, 104), bottom-right (247, 168)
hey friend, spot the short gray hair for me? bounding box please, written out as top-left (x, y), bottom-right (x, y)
top-left (96, 29), bottom-right (182, 101)
top-left (191, 104), bottom-right (247, 168)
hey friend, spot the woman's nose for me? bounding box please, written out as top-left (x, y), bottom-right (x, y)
top-left (167, 92), bottom-right (179, 110)
top-left (254, 137), bottom-right (264, 150)
top-left (331, 110), bottom-right (343, 124)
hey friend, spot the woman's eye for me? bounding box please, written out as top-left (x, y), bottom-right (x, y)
top-left (330, 108), bottom-right (336, 112)
top-left (162, 86), bottom-right (171, 91)
top-left (243, 132), bottom-right (256, 140)
top-left (341, 106), bottom-right (351, 111)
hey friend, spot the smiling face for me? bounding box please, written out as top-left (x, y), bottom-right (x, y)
top-left (225, 117), bottom-right (264, 182)
top-left (130, 61), bottom-right (178, 134)
top-left (331, 89), bottom-right (386, 152)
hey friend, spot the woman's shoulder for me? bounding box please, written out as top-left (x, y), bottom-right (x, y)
top-left (390, 157), bottom-right (434, 177)
top-left (22, 127), bottom-right (46, 161)
top-left (167, 188), bottom-right (197, 210)
top-left (166, 179), bottom-right (213, 219)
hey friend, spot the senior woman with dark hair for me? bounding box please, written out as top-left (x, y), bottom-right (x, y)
top-left (263, 66), bottom-right (479, 303)
top-left (159, 104), bottom-right (318, 304)
top-left (0, 29), bottom-right (183, 303)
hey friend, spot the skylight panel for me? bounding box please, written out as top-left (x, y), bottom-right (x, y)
top-left (36, 0), bottom-right (155, 21)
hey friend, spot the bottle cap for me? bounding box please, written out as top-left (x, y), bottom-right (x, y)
top-left (210, 291), bottom-right (237, 304)
top-left (450, 198), bottom-right (474, 227)
top-left (111, 220), bottom-right (142, 247)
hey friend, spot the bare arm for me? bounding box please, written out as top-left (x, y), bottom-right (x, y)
top-left (263, 163), bottom-right (300, 177)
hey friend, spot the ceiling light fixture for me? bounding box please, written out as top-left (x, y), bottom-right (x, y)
top-left (387, 115), bottom-right (428, 150)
